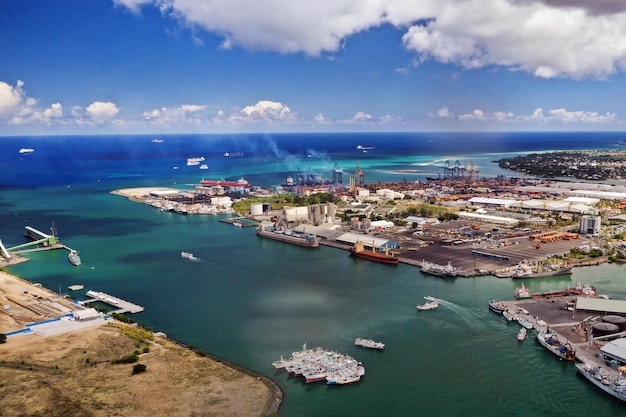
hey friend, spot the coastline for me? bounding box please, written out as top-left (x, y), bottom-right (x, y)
top-left (0, 268), bottom-right (282, 417)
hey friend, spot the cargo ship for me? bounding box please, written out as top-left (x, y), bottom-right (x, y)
top-left (350, 240), bottom-right (399, 264)
top-left (256, 222), bottom-right (319, 247)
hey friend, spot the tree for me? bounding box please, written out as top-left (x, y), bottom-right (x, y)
top-left (0, 333), bottom-right (6, 344)
top-left (132, 363), bottom-right (147, 375)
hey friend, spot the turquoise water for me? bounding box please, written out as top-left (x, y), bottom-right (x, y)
top-left (3, 132), bottom-right (626, 415)
top-left (4, 184), bottom-right (626, 416)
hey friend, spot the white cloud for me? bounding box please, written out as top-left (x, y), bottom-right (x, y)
top-left (238, 100), bottom-right (293, 122)
top-left (436, 107), bottom-right (452, 118)
top-left (438, 106), bottom-right (618, 125)
top-left (117, 0), bottom-right (626, 79)
top-left (0, 80), bottom-right (27, 117)
top-left (143, 104), bottom-right (207, 126)
top-left (86, 102), bottom-right (120, 123)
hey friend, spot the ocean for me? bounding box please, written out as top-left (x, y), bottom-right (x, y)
top-left (2, 132), bottom-right (626, 416)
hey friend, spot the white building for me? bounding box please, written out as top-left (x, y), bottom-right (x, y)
top-left (579, 215), bottom-right (601, 235)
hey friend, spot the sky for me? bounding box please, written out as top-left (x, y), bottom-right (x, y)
top-left (3, 0), bottom-right (626, 135)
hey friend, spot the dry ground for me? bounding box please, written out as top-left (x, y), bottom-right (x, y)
top-left (0, 271), bottom-right (281, 417)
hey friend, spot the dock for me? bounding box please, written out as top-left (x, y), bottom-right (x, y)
top-left (80, 290), bottom-right (144, 314)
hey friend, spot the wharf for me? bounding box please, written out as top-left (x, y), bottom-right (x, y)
top-left (219, 217), bottom-right (257, 227)
top-left (80, 290), bottom-right (144, 314)
top-left (496, 296), bottom-right (606, 366)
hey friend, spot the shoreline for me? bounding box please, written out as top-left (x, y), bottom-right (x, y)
top-left (0, 268), bottom-right (283, 416)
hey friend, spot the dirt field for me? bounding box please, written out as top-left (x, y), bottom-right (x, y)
top-left (0, 270), bottom-right (281, 417)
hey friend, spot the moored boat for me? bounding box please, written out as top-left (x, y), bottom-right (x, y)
top-left (512, 261), bottom-right (572, 279)
top-left (536, 329), bottom-right (576, 360)
top-left (68, 250), bottom-right (81, 266)
top-left (517, 327), bottom-right (527, 341)
top-left (488, 300), bottom-right (506, 314)
top-left (256, 221), bottom-right (319, 247)
top-left (514, 282), bottom-right (531, 299)
top-left (517, 316), bottom-right (533, 330)
top-left (420, 260), bottom-right (458, 277)
top-left (350, 240), bottom-right (399, 264)
top-left (576, 363), bottom-right (626, 402)
top-left (503, 309), bottom-right (515, 321)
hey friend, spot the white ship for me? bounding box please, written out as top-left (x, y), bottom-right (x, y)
top-left (272, 343), bottom-right (365, 385)
top-left (19, 148), bottom-right (34, 154)
top-left (186, 157), bottom-right (205, 166)
top-left (354, 338), bottom-right (385, 350)
top-left (181, 251), bottom-right (198, 261)
top-left (68, 250), bottom-right (81, 266)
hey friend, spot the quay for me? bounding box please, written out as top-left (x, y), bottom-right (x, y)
top-left (80, 290), bottom-right (145, 314)
top-left (494, 294), bottom-right (626, 367)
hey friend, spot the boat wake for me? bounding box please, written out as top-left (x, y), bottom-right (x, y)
top-left (427, 298), bottom-right (492, 332)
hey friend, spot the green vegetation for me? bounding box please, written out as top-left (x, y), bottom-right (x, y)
top-left (108, 322), bottom-right (154, 342)
top-left (232, 193), bottom-right (339, 214)
top-left (132, 363), bottom-right (147, 375)
top-left (111, 353), bottom-right (139, 364)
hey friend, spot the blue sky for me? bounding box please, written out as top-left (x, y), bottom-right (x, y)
top-left (3, 0), bottom-right (626, 135)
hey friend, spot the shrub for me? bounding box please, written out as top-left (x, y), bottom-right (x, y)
top-left (111, 353), bottom-right (138, 364)
top-left (132, 364), bottom-right (147, 375)
top-left (0, 334), bottom-right (6, 344)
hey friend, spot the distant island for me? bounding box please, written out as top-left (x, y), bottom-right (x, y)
top-left (496, 150), bottom-right (626, 180)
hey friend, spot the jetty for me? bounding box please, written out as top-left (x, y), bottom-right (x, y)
top-left (80, 290), bottom-right (144, 314)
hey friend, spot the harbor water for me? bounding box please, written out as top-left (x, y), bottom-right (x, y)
top-left (2, 132), bottom-right (626, 416)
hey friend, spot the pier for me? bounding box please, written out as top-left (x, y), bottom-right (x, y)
top-left (80, 290), bottom-right (145, 314)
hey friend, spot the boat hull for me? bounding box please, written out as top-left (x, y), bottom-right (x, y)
top-left (536, 330), bottom-right (576, 360)
top-left (576, 363), bottom-right (626, 402)
top-left (512, 267), bottom-right (572, 279)
top-left (256, 229), bottom-right (319, 247)
top-left (350, 250), bottom-right (398, 264)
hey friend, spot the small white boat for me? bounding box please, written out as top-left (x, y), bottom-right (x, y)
top-left (199, 164), bottom-right (208, 170)
top-left (517, 327), bottom-right (527, 341)
top-left (181, 251), bottom-right (198, 261)
top-left (19, 148), bottom-right (34, 154)
top-left (417, 296), bottom-right (439, 311)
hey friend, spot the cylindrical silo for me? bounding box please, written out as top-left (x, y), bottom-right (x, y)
top-left (251, 202), bottom-right (263, 216)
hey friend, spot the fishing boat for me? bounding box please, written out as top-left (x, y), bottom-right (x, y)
top-left (417, 296), bottom-right (439, 311)
top-left (575, 363), bottom-right (626, 402)
top-left (517, 316), bottom-right (533, 330)
top-left (354, 338), bottom-right (385, 350)
top-left (536, 329), bottom-right (576, 361)
top-left (503, 309), bottom-right (515, 321)
top-left (350, 240), bottom-right (399, 264)
top-left (420, 260), bottom-right (458, 277)
top-left (517, 327), bottom-right (527, 341)
top-left (68, 250), bottom-right (81, 266)
top-left (256, 221), bottom-right (319, 247)
top-left (488, 300), bottom-right (506, 314)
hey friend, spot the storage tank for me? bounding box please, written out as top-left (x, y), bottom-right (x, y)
top-left (592, 322), bottom-right (620, 337)
top-left (326, 203), bottom-right (336, 222)
top-left (311, 204), bottom-right (321, 225)
top-left (602, 315), bottom-right (626, 331)
top-left (251, 202), bottom-right (264, 216)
